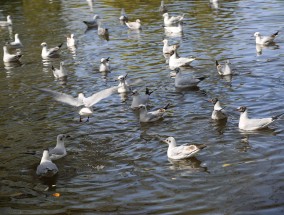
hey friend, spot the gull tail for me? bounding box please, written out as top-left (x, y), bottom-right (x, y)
top-left (196, 144), bottom-right (207, 150)
top-left (197, 76), bottom-right (207, 81)
top-left (216, 60), bottom-right (220, 66)
top-left (272, 112), bottom-right (284, 120)
top-left (272, 31), bottom-right (279, 37)
top-left (58, 43), bottom-right (63, 48)
top-left (163, 103), bottom-right (170, 110)
top-left (145, 87), bottom-right (155, 95)
top-left (51, 65), bottom-right (55, 71)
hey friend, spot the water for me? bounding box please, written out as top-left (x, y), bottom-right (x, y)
top-left (1, 0), bottom-right (284, 214)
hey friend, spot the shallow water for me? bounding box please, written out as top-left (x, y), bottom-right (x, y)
top-left (0, 0), bottom-right (284, 214)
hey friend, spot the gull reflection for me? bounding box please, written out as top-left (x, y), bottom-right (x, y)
top-left (168, 157), bottom-right (208, 173)
top-left (128, 29), bottom-right (141, 40)
top-left (68, 46), bottom-right (77, 59)
top-left (86, 0), bottom-right (94, 12)
top-left (4, 61), bottom-right (22, 71)
top-left (255, 44), bottom-right (279, 56)
top-left (210, 0), bottom-right (219, 9)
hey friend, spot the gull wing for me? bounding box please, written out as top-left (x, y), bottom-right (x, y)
top-left (33, 87), bottom-right (82, 107)
top-left (83, 86), bottom-right (118, 107)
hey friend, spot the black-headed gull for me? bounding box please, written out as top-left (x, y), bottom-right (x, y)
top-left (0, 15), bottom-right (12, 27)
top-left (169, 47), bottom-right (196, 69)
top-left (171, 68), bottom-right (205, 88)
top-left (41, 42), bottom-right (63, 58)
top-left (3, 45), bottom-right (22, 63)
top-left (237, 106), bottom-right (284, 131)
top-left (99, 57), bottom-right (110, 72)
top-left (254, 31), bottom-right (279, 45)
top-left (33, 86), bottom-right (118, 122)
top-left (52, 62), bottom-right (67, 79)
top-left (216, 60), bottom-right (232, 76)
top-left (159, 0), bottom-right (168, 13)
top-left (97, 22), bottom-right (109, 38)
top-left (36, 150), bottom-right (58, 178)
top-left (131, 88), bottom-right (154, 109)
top-left (83, 15), bottom-right (100, 28)
top-left (210, 98), bottom-right (227, 120)
top-left (6, 33), bottom-right (23, 49)
top-left (126, 19), bottom-right (141, 30)
top-left (138, 103), bottom-right (170, 122)
top-left (49, 134), bottom-right (70, 161)
top-left (163, 13), bottom-right (184, 26)
top-left (163, 137), bottom-right (207, 160)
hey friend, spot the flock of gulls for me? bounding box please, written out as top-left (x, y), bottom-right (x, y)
top-left (0, 0), bottom-right (282, 179)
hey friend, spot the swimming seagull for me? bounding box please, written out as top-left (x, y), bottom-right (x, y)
top-left (36, 150), bottom-right (58, 178)
top-left (119, 8), bottom-right (128, 22)
top-left (216, 60), bottom-right (232, 76)
top-left (237, 106), bottom-right (284, 131)
top-left (6, 33), bottom-right (23, 49)
top-left (66, 34), bottom-right (77, 47)
top-left (126, 19), bottom-right (141, 30)
top-left (83, 15), bottom-right (100, 28)
top-left (52, 61), bottom-right (67, 79)
top-left (210, 98), bottom-right (227, 120)
top-left (163, 13), bottom-right (185, 26)
top-left (41, 42), bottom-right (63, 59)
top-left (159, 0), bottom-right (168, 13)
top-left (33, 86), bottom-right (118, 122)
top-left (163, 137), bottom-right (207, 160)
top-left (171, 68), bottom-right (206, 88)
top-left (99, 57), bottom-right (110, 72)
top-left (169, 46), bottom-right (196, 69)
top-left (163, 23), bottom-right (183, 34)
top-left (49, 134), bottom-right (70, 161)
top-left (97, 22), bottom-right (109, 37)
top-left (131, 88), bottom-right (154, 109)
top-left (138, 103), bottom-right (170, 122)
top-left (0, 15), bottom-right (12, 27)
top-left (162, 39), bottom-right (179, 54)
top-left (3, 45), bottom-right (22, 63)
top-left (254, 31), bottom-right (279, 45)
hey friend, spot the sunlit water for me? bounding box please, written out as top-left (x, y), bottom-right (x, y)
top-left (0, 0), bottom-right (284, 214)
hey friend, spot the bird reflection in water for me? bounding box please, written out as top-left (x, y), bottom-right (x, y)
top-left (168, 157), bottom-right (208, 173)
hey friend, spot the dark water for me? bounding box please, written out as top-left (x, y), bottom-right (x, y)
top-left (1, 0), bottom-right (284, 214)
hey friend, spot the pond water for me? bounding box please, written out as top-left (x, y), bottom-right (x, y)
top-left (0, 0), bottom-right (284, 214)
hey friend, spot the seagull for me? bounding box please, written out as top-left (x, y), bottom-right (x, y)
top-left (162, 39), bottom-right (179, 54)
top-left (3, 45), bottom-right (22, 63)
top-left (126, 19), bottom-right (141, 30)
top-left (138, 103), bottom-right (170, 122)
top-left (171, 68), bottom-right (206, 88)
top-left (0, 15), bottom-right (12, 27)
top-left (131, 88), bottom-right (154, 109)
top-left (254, 31), bottom-right (279, 45)
top-left (163, 137), bottom-right (207, 160)
top-left (49, 134), bottom-right (70, 161)
top-left (159, 0), bottom-right (168, 13)
top-left (99, 57), bottom-right (110, 72)
top-left (97, 22), bottom-right (109, 37)
top-left (6, 33), bottom-right (23, 49)
top-left (210, 98), bottom-right (227, 120)
top-left (169, 46), bottom-right (196, 69)
top-left (163, 24), bottom-right (183, 34)
top-left (119, 8), bottom-right (128, 22)
top-left (216, 60), bottom-right (232, 76)
top-left (52, 61), bottom-right (67, 79)
top-left (83, 14), bottom-right (100, 28)
top-left (66, 34), bottom-right (77, 47)
top-left (36, 150), bottom-right (58, 178)
top-left (33, 86), bottom-right (118, 122)
top-left (237, 106), bottom-right (284, 131)
top-left (163, 13), bottom-right (185, 26)
top-left (117, 74), bottom-right (130, 93)
top-left (41, 42), bottom-right (63, 59)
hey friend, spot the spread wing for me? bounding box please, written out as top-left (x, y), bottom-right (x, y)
top-left (33, 87), bottom-right (82, 107)
top-left (83, 86), bottom-right (118, 107)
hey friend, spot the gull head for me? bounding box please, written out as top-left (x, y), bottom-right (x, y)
top-left (15, 33), bottom-right (19, 38)
top-left (162, 13), bottom-right (169, 18)
top-left (138, 104), bottom-right (147, 110)
top-left (237, 106), bottom-right (247, 113)
top-left (136, 19), bottom-right (141, 23)
top-left (117, 74), bottom-right (127, 82)
top-left (93, 15), bottom-right (100, 20)
top-left (211, 98), bottom-right (219, 104)
top-left (41, 42), bottom-right (47, 47)
top-left (60, 61), bottom-right (64, 66)
top-left (70, 34), bottom-right (74, 38)
top-left (163, 137), bottom-right (176, 145)
top-left (57, 134), bottom-right (71, 142)
top-left (131, 89), bottom-right (139, 96)
top-left (7, 15), bottom-right (12, 21)
top-left (254, 32), bottom-right (260, 37)
top-left (100, 58), bottom-right (106, 63)
top-left (226, 60), bottom-right (231, 64)
top-left (162, 39), bottom-right (168, 44)
top-left (78, 93), bottom-right (85, 101)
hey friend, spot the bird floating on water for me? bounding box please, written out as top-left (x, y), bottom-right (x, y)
top-left (83, 14), bottom-right (100, 28)
top-left (6, 33), bottom-right (23, 49)
top-left (138, 103), bottom-right (170, 122)
top-left (131, 88), bottom-right (154, 109)
top-left (216, 60), bottom-right (232, 76)
top-left (254, 31), bottom-right (279, 45)
top-left (52, 61), bottom-right (67, 79)
top-left (126, 19), bottom-right (141, 30)
top-left (36, 150), bottom-right (58, 178)
top-left (0, 15), bottom-right (12, 27)
top-left (49, 134), bottom-right (70, 161)
top-left (3, 45), bottom-right (22, 63)
top-left (210, 98), bottom-right (227, 120)
top-left (41, 42), bottom-right (63, 59)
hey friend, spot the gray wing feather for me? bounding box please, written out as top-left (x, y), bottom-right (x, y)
top-left (83, 86), bottom-right (118, 107)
